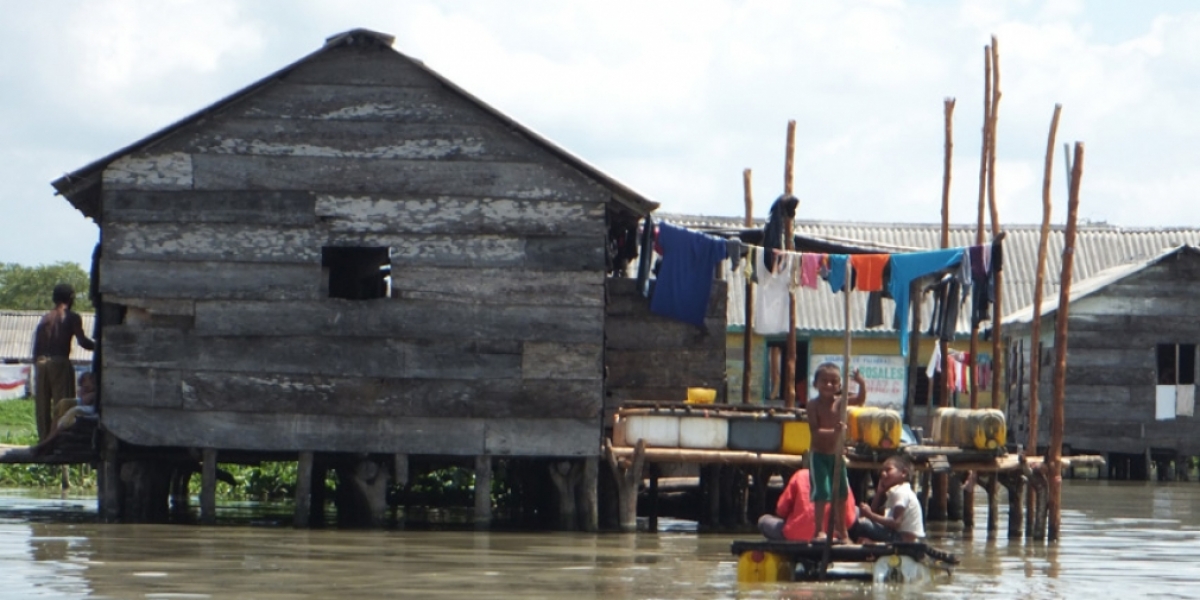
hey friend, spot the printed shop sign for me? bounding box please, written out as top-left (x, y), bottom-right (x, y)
top-left (808, 354), bottom-right (907, 415)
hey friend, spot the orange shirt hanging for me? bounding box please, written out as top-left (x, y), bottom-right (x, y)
top-left (849, 254), bottom-right (889, 292)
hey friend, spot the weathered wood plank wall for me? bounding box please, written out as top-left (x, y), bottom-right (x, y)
top-left (604, 278), bottom-right (728, 415)
top-left (97, 41), bottom-right (627, 456)
top-left (1018, 251), bottom-right (1200, 455)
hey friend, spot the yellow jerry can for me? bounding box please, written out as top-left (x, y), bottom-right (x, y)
top-left (737, 550), bottom-right (793, 583)
top-left (780, 420), bottom-right (811, 455)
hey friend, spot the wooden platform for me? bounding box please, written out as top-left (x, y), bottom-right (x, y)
top-left (607, 445), bottom-right (806, 467)
top-left (731, 539), bottom-right (959, 567)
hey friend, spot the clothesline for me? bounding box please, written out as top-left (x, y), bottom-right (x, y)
top-left (640, 218), bottom-right (1004, 357)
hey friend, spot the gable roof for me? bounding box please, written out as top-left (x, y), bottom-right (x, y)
top-left (665, 214), bottom-right (1200, 335)
top-left (0, 311), bottom-right (95, 362)
top-left (1003, 244), bottom-right (1200, 325)
top-left (51, 28), bottom-right (658, 221)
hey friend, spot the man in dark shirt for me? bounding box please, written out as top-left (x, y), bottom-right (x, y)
top-left (33, 284), bottom-right (95, 440)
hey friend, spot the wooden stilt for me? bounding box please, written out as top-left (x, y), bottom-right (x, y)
top-left (294, 451), bottom-right (314, 528)
top-left (751, 466), bottom-right (768, 522)
top-left (1001, 469), bottom-right (1023, 539)
top-left (582, 457), bottom-right (599, 533)
top-left (961, 472), bottom-right (975, 534)
top-left (648, 464), bottom-right (660, 532)
top-left (549, 460), bottom-right (581, 530)
top-left (706, 465), bottom-right (722, 527)
top-left (605, 439), bottom-right (645, 533)
top-left (200, 448), bottom-right (217, 525)
top-left (474, 455), bottom-right (493, 527)
top-left (986, 472), bottom-right (1000, 534)
top-left (393, 453), bottom-right (409, 487)
top-left (100, 431), bottom-right (121, 522)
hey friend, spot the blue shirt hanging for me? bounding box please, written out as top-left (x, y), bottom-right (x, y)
top-left (888, 248), bottom-right (963, 356)
top-left (650, 222), bottom-right (728, 327)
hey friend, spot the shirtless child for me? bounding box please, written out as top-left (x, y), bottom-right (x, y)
top-left (807, 362), bottom-right (867, 543)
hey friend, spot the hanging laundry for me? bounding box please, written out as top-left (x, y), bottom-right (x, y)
top-left (887, 248), bottom-right (963, 356)
top-left (754, 249), bottom-right (796, 335)
top-left (800, 252), bottom-right (823, 289)
top-left (969, 243), bottom-right (992, 326)
top-left (649, 222), bottom-right (728, 327)
top-left (926, 344), bottom-right (941, 381)
top-left (864, 291), bottom-right (886, 328)
top-left (726, 238), bottom-right (747, 270)
top-left (762, 195), bottom-right (800, 273)
top-left (826, 254), bottom-right (850, 292)
top-left (849, 254), bottom-right (889, 292)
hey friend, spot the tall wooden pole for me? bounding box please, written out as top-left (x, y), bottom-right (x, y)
top-left (970, 43), bottom-right (992, 410)
top-left (742, 169), bottom-right (755, 404)
top-left (988, 37), bottom-right (1005, 409)
top-left (932, 96), bottom-right (955, 522)
top-left (783, 120), bottom-right (798, 409)
top-left (1029, 105), bottom-right (1061, 457)
top-left (1048, 142), bottom-right (1084, 542)
top-left (826, 264), bottom-right (853, 559)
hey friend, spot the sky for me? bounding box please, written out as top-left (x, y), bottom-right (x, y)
top-left (3, 0), bottom-right (1200, 267)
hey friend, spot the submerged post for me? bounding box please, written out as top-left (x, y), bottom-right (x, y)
top-left (475, 455), bottom-right (493, 527)
top-left (294, 451), bottom-right (314, 528)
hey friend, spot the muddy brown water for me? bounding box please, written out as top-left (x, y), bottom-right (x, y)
top-left (0, 481), bottom-right (1198, 598)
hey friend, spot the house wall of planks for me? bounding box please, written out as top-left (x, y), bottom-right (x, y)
top-left (1011, 248), bottom-right (1200, 456)
top-left (94, 35), bottom-right (634, 458)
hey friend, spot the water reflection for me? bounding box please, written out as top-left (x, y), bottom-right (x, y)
top-left (0, 482), bottom-right (1198, 598)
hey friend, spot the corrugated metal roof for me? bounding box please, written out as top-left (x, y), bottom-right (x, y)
top-left (0, 311), bottom-right (95, 362)
top-left (1004, 244), bottom-right (1200, 325)
top-left (665, 214), bottom-right (1200, 335)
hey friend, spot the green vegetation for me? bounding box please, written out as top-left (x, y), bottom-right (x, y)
top-left (0, 262), bottom-right (94, 312)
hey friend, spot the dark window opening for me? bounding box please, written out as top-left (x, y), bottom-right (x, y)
top-left (1158, 343), bottom-right (1196, 385)
top-left (322, 246), bottom-right (390, 300)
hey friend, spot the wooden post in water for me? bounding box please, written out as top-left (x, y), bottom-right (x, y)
top-left (783, 120), bottom-right (799, 409)
top-left (932, 97), bottom-right (956, 522)
top-left (582, 457), bottom-right (599, 533)
top-left (605, 439), bottom-right (645, 533)
top-left (970, 42), bottom-right (992, 411)
top-left (475, 454), bottom-right (493, 527)
top-left (201, 448), bottom-right (217, 525)
top-left (1048, 142), bottom-right (1084, 542)
top-left (988, 37), bottom-right (1005, 413)
top-left (1028, 104), bottom-right (1062, 538)
top-left (742, 169), bottom-right (755, 404)
top-left (294, 451), bottom-right (314, 528)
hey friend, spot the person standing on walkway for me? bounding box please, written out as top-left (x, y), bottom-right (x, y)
top-left (33, 284), bottom-right (94, 440)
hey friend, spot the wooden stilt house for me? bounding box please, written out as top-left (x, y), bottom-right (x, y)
top-left (50, 29), bottom-right (727, 526)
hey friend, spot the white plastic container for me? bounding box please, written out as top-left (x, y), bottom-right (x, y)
top-left (615, 413), bottom-right (680, 448)
top-left (678, 415), bottom-right (729, 449)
